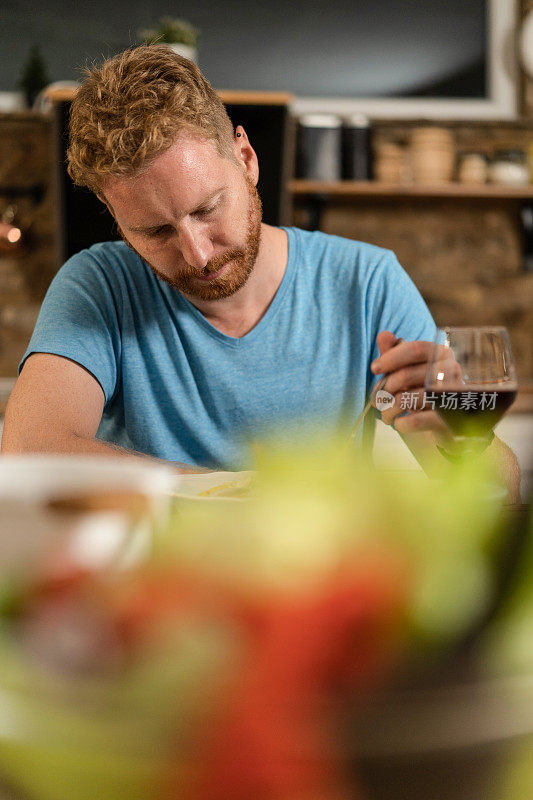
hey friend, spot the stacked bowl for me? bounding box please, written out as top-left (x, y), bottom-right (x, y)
top-left (410, 126), bottom-right (455, 184)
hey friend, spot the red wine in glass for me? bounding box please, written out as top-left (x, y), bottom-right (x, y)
top-left (428, 386), bottom-right (517, 438)
top-left (425, 327), bottom-right (517, 445)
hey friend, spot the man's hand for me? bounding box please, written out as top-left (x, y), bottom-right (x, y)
top-left (370, 331), bottom-right (522, 502)
top-left (370, 330), bottom-right (456, 446)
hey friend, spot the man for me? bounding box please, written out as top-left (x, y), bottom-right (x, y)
top-left (1, 46), bottom-right (521, 500)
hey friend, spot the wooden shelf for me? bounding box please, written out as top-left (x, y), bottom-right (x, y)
top-left (289, 180), bottom-right (533, 200)
top-left (218, 90), bottom-right (293, 106)
top-left (34, 87), bottom-right (295, 108)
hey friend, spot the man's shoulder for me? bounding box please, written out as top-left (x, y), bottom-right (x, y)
top-left (64, 240), bottom-right (140, 274)
top-left (287, 227), bottom-right (398, 277)
top-left (54, 241), bottom-right (152, 295)
top-left (39, 241), bottom-right (157, 319)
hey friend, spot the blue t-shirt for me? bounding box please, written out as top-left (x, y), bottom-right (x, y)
top-left (20, 227), bottom-right (438, 469)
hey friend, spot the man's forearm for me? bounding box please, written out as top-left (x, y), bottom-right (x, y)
top-left (483, 435), bottom-right (522, 504)
top-left (400, 430), bottom-right (521, 504)
top-left (1, 431), bottom-right (209, 475)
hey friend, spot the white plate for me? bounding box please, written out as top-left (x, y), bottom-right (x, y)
top-left (0, 454), bottom-right (176, 502)
top-left (0, 455), bottom-right (177, 569)
top-left (174, 470), bottom-right (255, 500)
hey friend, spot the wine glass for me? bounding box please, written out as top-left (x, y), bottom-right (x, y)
top-left (425, 327), bottom-right (517, 450)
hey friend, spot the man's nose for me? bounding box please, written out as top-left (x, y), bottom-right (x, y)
top-left (177, 222), bottom-right (214, 269)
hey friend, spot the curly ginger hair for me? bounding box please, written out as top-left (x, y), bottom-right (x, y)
top-left (67, 45), bottom-right (235, 195)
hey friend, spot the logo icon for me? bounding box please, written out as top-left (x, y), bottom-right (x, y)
top-left (375, 389), bottom-right (395, 412)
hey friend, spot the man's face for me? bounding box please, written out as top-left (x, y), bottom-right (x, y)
top-left (102, 134), bottom-right (263, 301)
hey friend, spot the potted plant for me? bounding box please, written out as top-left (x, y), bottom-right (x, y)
top-left (139, 16), bottom-right (199, 63)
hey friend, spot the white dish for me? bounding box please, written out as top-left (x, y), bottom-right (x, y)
top-left (174, 470), bottom-right (255, 500)
top-left (0, 454), bottom-right (176, 503)
top-left (0, 456), bottom-right (177, 569)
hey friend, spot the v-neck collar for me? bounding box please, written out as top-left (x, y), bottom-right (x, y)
top-left (171, 227), bottom-right (297, 347)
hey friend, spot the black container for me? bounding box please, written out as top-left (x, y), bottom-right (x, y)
top-left (297, 114), bottom-right (342, 181)
top-left (342, 114), bottom-right (372, 181)
top-left (342, 114), bottom-right (372, 180)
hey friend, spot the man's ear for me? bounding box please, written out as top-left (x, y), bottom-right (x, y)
top-left (233, 126), bottom-right (259, 185)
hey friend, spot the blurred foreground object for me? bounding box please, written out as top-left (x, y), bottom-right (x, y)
top-left (0, 443), bottom-right (530, 800)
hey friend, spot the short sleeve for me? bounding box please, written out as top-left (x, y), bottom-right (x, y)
top-left (19, 250), bottom-right (122, 405)
top-left (364, 251), bottom-right (439, 392)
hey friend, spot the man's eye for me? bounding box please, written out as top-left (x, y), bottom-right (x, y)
top-left (148, 226), bottom-right (172, 238)
top-left (195, 203), bottom-right (218, 218)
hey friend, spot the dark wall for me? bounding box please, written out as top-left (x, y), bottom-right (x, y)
top-left (5, 0), bottom-right (485, 99)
